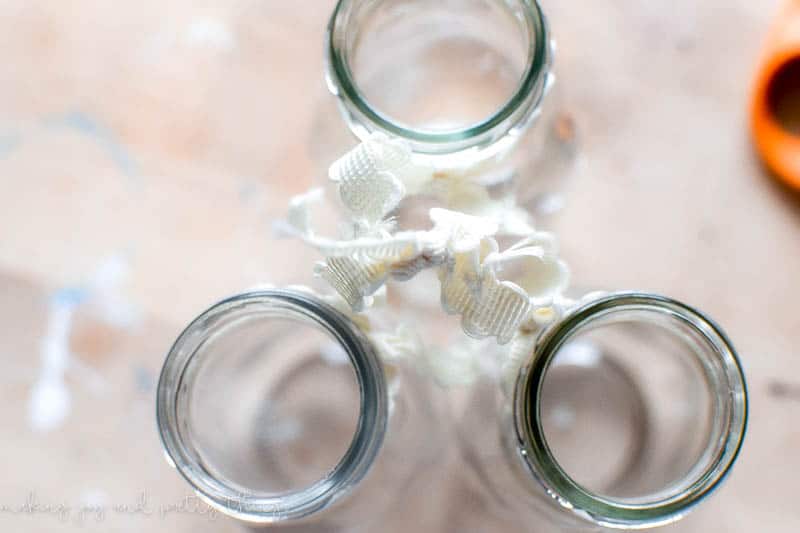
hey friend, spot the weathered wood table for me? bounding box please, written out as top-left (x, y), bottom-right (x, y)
top-left (0, 1), bottom-right (797, 531)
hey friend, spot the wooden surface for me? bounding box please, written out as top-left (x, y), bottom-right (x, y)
top-left (0, 0), bottom-right (798, 531)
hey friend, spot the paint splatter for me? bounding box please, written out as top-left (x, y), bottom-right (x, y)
top-left (0, 131), bottom-right (21, 158)
top-left (28, 255), bottom-right (139, 432)
top-left (29, 289), bottom-right (83, 432)
top-left (184, 18), bottom-right (235, 51)
top-left (133, 366), bottom-right (155, 393)
top-left (43, 111), bottom-right (139, 177)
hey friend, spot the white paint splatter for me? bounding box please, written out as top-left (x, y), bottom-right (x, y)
top-left (29, 290), bottom-right (82, 432)
top-left (28, 255), bottom-right (138, 432)
top-left (29, 377), bottom-right (72, 432)
top-left (184, 18), bottom-right (235, 51)
top-left (84, 254), bottom-right (140, 328)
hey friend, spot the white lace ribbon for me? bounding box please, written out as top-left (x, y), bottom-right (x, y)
top-left (277, 141), bottom-right (569, 347)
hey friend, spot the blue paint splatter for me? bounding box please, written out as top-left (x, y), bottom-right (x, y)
top-left (52, 286), bottom-right (89, 307)
top-left (134, 366), bottom-right (155, 393)
top-left (0, 132), bottom-right (21, 158)
top-left (43, 110), bottom-right (139, 177)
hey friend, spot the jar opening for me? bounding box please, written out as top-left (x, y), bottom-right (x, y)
top-left (326, 0), bottom-right (551, 157)
top-left (156, 290), bottom-right (387, 523)
top-left (515, 293), bottom-right (747, 528)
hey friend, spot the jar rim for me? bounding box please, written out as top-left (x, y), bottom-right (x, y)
top-left (325, 0), bottom-right (552, 158)
top-left (156, 289), bottom-right (387, 523)
top-left (513, 292), bottom-right (748, 529)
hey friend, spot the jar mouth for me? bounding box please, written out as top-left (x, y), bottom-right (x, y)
top-left (156, 289), bottom-right (387, 523)
top-left (325, 0), bottom-right (551, 158)
top-left (514, 292), bottom-right (748, 529)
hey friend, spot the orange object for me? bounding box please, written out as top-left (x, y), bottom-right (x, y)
top-left (751, 0), bottom-right (800, 190)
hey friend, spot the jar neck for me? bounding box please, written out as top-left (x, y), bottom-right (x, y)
top-left (325, 0), bottom-right (553, 166)
top-left (156, 289), bottom-right (387, 524)
top-left (511, 292), bottom-right (748, 529)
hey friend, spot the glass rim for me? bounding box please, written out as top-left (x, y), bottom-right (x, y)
top-left (325, 0), bottom-right (551, 149)
top-left (513, 292), bottom-right (748, 529)
top-left (156, 289), bottom-right (387, 523)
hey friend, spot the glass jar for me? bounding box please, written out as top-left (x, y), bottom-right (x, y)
top-left (456, 292), bottom-right (748, 530)
top-left (325, 0), bottom-right (553, 168)
top-left (156, 289), bottom-right (442, 529)
top-left (318, 0), bottom-right (565, 379)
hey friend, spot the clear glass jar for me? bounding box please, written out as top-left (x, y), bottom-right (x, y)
top-left (156, 289), bottom-right (442, 529)
top-left (456, 292), bottom-right (748, 530)
top-left (325, 0), bottom-right (553, 168)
